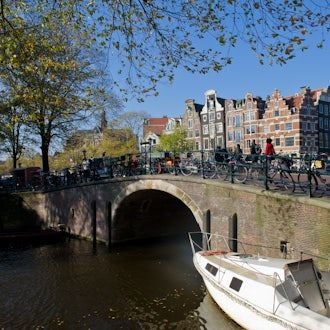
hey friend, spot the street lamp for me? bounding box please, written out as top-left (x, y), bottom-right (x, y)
top-left (140, 139), bottom-right (152, 174)
top-left (148, 138), bottom-right (152, 174)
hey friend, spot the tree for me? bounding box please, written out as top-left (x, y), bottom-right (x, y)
top-left (0, 92), bottom-right (33, 168)
top-left (2, 0), bottom-right (328, 100)
top-left (157, 126), bottom-right (193, 154)
top-left (110, 111), bottom-right (150, 140)
top-left (0, 4), bottom-right (114, 172)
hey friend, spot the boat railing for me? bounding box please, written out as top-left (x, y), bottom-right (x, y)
top-left (272, 272), bottom-right (298, 314)
top-left (188, 232), bottom-right (230, 255)
top-left (188, 231), bottom-right (330, 271)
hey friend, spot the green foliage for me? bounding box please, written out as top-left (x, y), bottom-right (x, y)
top-left (157, 127), bottom-right (193, 154)
top-left (49, 128), bottom-right (138, 170)
top-left (1, 1), bottom-right (328, 101)
top-left (0, 2), bottom-right (113, 172)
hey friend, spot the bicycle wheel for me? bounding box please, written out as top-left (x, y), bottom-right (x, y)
top-left (215, 164), bottom-right (228, 180)
top-left (180, 160), bottom-right (193, 176)
top-left (203, 162), bottom-right (217, 179)
top-left (234, 164), bottom-right (248, 183)
top-left (297, 172), bottom-right (318, 195)
top-left (279, 171), bottom-right (295, 192)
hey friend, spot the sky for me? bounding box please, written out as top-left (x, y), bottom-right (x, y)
top-left (124, 40), bottom-right (330, 118)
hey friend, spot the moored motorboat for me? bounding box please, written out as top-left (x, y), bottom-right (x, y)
top-left (188, 232), bottom-right (330, 330)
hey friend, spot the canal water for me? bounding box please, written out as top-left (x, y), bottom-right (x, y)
top-left (0, 235), bottom-right (241, 329)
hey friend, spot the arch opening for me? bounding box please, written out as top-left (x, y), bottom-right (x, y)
top-left (112, 189), bottom-right (200, 242)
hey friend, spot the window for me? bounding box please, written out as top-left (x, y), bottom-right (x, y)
top-left (187, 130), bottom-right (193, 138)
top-left (203, 125), bottom-right (209, 134)
top-left (195, 129), bottom-right (200, 137)
top-left (203, 114), bottom-right (207, 122)
top-left (285, 122), bottom-right (292, 130)
top-left (188, 119), bottom-right (193, 129)
top-left (230, 277), bottom-right (243, 292)
top-left (319, 104), bottom-right (324, 114)
top-left (228, 116), bottom-right (233, 126)
top-left (216, 112), bottom-right (221, 120)
top-left (235, 115), bottom-right (241, 127)
top-left (319, 118), bottom-right (324, 129)
top-left (275, 138), bottom-right (281, 146)
top-left (216, 123), bottom-right (223, 133)
top-left (325, 119), bottom-right (329, 129)
top-left (325, 104), bottom-right (329, 116)
top-left (264, 125), bottom-right (269, 133)
top-left (235, 130), bottom-right (242, 142)
top-left (228, 132), bottom-right (234, 141)
top-left (209, 112), bottom-right (215, 121)
top-left (205, 263), bottom-right (218, 276)
top-left (302, 122), bottom-right (307, 131)
top-left (274, 110), bottom-right (279, 117)
top-left (285, 137), bottom-right (294, 146)
top-left (195, 142), bottom-right (200, 151)
top-left (217, 137), bottom-right (223, 148)
top-left (204, 138), bottom-right (209, 150)
top-left (275, 124), bottom-right (280, 131)
top-left (209, 123), bottom-right (215, 137)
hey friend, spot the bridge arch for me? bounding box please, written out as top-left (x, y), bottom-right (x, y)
top-left (111, 179), bottom-right (203, 241)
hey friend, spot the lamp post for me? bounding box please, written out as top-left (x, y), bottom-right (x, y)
top-left (148, 138), bottom-right (152, 174)
top-left (140, 140), bottom-right (151, 174)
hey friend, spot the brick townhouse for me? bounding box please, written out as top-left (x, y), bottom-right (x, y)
top-left (181, 86), bottom-right (330, 156)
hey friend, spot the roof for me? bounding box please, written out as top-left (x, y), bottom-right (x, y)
top-left (143, 117), bottom-right (170, 136)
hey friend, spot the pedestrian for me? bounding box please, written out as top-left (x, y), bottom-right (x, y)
top-left (264, 138), bottom-right (275, 159)
top-left (250, 140), bottom-right (258, 163)
top-left (234, 144), bottom-right (243, 161)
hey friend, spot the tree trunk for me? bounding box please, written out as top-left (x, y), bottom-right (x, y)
top-left (41, 141), bottom-right (50, 173)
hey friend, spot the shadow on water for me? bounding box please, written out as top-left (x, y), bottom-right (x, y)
top-left (0, 234), bottom-right (241, 329)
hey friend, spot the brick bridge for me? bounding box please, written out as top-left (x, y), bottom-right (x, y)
top-left (20, 174), bottom-right (329, 257)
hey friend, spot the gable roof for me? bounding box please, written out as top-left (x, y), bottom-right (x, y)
top-left (143, 117), bottom-right (170, 136)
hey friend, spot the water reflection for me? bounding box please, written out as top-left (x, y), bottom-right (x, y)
top-left (0, 235), bottom-right (241, 329)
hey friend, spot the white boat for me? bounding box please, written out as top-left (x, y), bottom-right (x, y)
top-left (188, 232), bottom-right (330, 330)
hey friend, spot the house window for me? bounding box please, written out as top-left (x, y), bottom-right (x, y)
top-left (203, 114), bottom-right (207, 122)
top-left (274, 110), bottom-right (279, 117)
top-left (319, 104), bottom-right (324, 114)
top-left (188, 119), bottom-right (193, 129)
top-left (264, 125), bottom-right (269, 133)
top-left (285, 122), bottom-right (292, 130)
top-left (325, 104), bottom-right (329, 116)
top-left (195, 141), bottom-right (200, 151)
top-left (228, 132), bottom-right (234, 141)
top-left (325, 119), bottom-right (329, 129)
top-left (203, 125), bottom-right (209, 134)
top-left (209, 112), bottom-right (215, 121)
top-left (285, 137), bottom-right (294, 146)
top-left (319, 118), bottom-right (324, 129)
top-left (195, 129), bottom-right (200, 137)
top-left (216, 123), bottom-right (223, 133)
top-left (217, 137), bottom-right (223, 148)
top-left (235, 115), bottom-right (241, 127)
top-left (216, 112), bottom-right (221, 120)
top-left (204, 138), bottom-right (209, 150)
top-left (275, 138), bottom-right (281, 146)
top-left (275, 124), bottom-right (280, 131)
top-left (187, 130), bottom-right (193, 138)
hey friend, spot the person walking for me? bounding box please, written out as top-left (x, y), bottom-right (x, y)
top-left (265, 138), bottom-right (275, 157)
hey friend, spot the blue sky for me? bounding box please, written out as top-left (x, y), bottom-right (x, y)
top-left (124, 40), bottom-right (330, 118)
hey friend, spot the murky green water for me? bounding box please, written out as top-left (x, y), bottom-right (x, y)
top-left (0, 235), bottom-right (241, 329)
